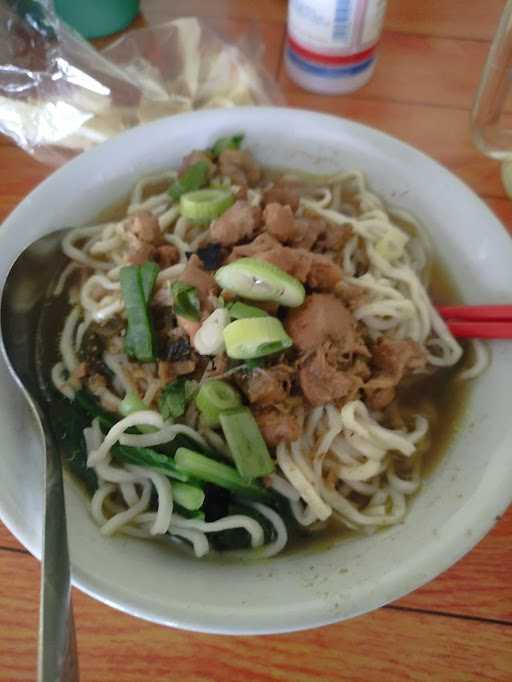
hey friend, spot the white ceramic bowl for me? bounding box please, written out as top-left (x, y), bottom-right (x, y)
top-left (1, 107), bottom-right (511, 634)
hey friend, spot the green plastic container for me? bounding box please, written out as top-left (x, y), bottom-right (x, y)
top-left (54, 0), bottom-right (140, 39)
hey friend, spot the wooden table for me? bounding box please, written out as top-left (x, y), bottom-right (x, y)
top-left (1, 1), bottom-right (511, 680)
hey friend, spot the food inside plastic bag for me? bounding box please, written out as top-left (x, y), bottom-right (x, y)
top-left (0, 1), bottom-right (282, 165)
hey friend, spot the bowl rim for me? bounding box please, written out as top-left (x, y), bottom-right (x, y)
top-left (1, 106), bottom-right (511, 634)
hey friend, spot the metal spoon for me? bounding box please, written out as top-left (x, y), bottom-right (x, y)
top-left (0, 229), bottom-right (79, 681)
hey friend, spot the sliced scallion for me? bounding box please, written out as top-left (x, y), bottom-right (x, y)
top-left (214, 257), bottom-right (305, 307)
top-left (120, 392), bottom-right (147, 417)
top-left (120, 265), bottom-right (155, 362)
top-left (171, 281), bottom-right (200, 321)
top-left (193, 307), bottom-right (230, 356)
top-left (219, 407), bottom-right (274, 481)
top-left (119, 392), bottom-right (156, 433)
top-left (140, 261), bottom-right (159, 303)
top-left (169, 160), bottom-right (209, 201)
top-left (223, 317), bottom-right (293, 360)
top-left (227, 301), bottom-right (267, 320)
top-left (211, 134), bottom-right (244, 157)
top-left (180, 188), bottom-right (234, 224)
top-left (195, 380), bottom-right (241, 427)
top-left (172, 481), bottom-right (205, 511)
top-left (175, 507), bottom-right (205, 520)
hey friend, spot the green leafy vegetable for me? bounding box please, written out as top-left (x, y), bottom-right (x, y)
top-left (159, 378), bottom-right (198, 420)
top-left (168, 161), bottom-right (209, 201)
top-left (175, 447), bottom-right (270, 500)
top-left (158, 433), bottom-right (213, 459)
top-left (73, 390), bottom-right (208, 456)
top-left (211, 134), bottom-right (244, 157)
top-left (171, 281), bottom-right (200, 321)
top-left (112, 444), bottom-right (192, 482)
top-left (73, 390), bottom-right (116, 431)
top-left (209, 501), bottom-right (275, 550)
top-left (120, 265), bottom-right (155, 362)
top-left (49, 396), bottom-right (98, 493)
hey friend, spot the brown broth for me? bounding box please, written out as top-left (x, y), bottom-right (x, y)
top-left (95, 179), bottom-right (171, 224)
top-left (407, 258), bottom-right (471, 478)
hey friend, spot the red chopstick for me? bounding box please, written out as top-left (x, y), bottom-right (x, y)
top-left (436, 305), bottom-right (512, 339)
top-left (442, 321), bottom-right (512, 339)
top-left (436, 305), bottom-right (512, 321)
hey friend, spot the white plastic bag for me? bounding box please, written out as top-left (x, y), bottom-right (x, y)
top-left (0, 0), bottom-right (283, 165)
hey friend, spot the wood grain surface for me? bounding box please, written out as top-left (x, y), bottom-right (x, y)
top-left (1, 1), bottom-right (511, 680)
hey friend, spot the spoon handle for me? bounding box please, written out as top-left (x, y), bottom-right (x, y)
top-left (38, 428), bottom-right (79, 682)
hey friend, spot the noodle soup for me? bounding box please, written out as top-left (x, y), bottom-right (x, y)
top-left (39, 136), bottom-right (486, 559)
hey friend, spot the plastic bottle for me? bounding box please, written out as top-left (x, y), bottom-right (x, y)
top-left (286, 0), bottom-right (388, 95)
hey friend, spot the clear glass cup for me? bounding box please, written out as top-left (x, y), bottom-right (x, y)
top-left (472, 0), bottom-right (512, 159)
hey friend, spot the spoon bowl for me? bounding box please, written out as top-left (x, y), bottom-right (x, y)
top-left (0, 229), bottom-right (79, 681)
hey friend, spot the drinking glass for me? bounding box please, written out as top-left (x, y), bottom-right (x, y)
top-left (472, 0), bottom-right (512, 159)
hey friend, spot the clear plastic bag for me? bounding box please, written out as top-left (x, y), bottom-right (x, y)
top-left (0, 1), bottom-right (283, 165)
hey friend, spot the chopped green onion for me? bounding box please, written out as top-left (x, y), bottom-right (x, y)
top-left (174, 506), bottom-right (205, 520)
top-left (172, 481), bottom-right (205, 511)
top-left (169, 160), bottom-right (209, 201)
top-left (120, 265), bottom-right (155, 362)
top-left (180, 188), bottom-right (234, 224)
top-left (171, 281), bottom-right (200, 321)
top-left (119, 392), bottom-right (156, 433)
top-left (223, 317), bottom-right (293, 360)
top-left (220, 408), bottom-right (274, 481)
top-left (193, 308), bottom-right (230, 356)
top-left (159, 378), bottom-right (198, 420)
top-left (175, 448), bottom-right (269, 500)
top-left (195, 380), bottom-right (241, 427)
top-left (211, 134), bottom-right (244, 157)
top-left (210, 178), bottom-right (231, 190)
top-left (120, 392), bottom-right (147, 417)
top-left (112, 444), bottom-right (191, 482)
top-left (215, 257), bottom-right (305, 307)
top-left (227, 301), bottom-right (267, 320)
top-left (140, 261), bottom-right (159, 303)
